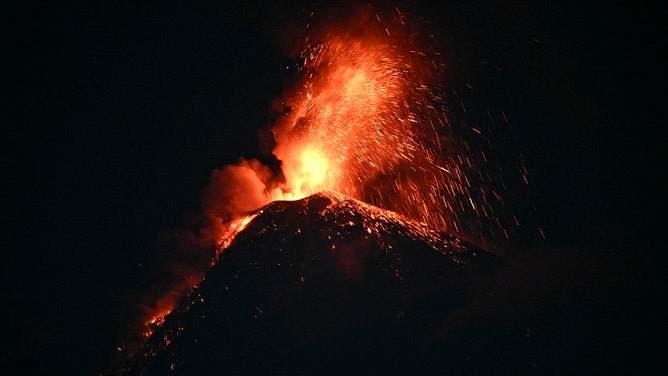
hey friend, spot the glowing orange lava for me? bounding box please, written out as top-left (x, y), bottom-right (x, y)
top-left (272, 35), bottom-right (413, 201)
top-left (256, 7), bottom-right (506, 244)
top-left (143, 307), bottom-right (172, 338)
top-left (214, 213), bottom-right (258, 259)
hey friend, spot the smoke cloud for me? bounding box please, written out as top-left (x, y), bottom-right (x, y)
top-left (199, 158), bottom-right (279, 244)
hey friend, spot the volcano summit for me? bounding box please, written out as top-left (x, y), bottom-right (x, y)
top-left (107, 191), bottom-right (524, 374)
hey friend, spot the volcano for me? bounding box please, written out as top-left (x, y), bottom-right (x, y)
top-left (106, 191), bottom-right (546, 374)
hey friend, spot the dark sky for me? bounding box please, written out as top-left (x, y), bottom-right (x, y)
top-left (6, 1), bottom-right (662, 374)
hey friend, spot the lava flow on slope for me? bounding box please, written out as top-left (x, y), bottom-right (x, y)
top-left (108, 191), bottom-right (514, 375)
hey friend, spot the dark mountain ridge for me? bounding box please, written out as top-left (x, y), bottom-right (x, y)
top-left (109, 191), bottom-right (514, 374)
top-left (107, 191), bottom-right (660, 375)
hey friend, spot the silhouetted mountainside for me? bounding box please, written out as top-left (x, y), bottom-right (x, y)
top-left (106, 192), bottom-right (529, 374)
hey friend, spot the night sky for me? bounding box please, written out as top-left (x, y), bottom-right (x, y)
top-left (6, 1), bottom-right (662, 374)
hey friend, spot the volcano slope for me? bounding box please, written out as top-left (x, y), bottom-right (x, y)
top-left (108, 191), bottom-right (533, 374)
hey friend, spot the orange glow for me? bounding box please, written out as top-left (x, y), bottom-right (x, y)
top-left (143, 306), bottom-right (173, 338)
top-left (203, 6), bottom-right (511, 249)
top-left (294, 147), bottom-right (330, 192)
top-left (215, 213), bottom-right (258, 258)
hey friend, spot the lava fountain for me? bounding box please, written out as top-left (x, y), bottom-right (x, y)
top-left (203, 5), bottom-right (509, 252)
top-left (272, 9), bottom-right (465, 230)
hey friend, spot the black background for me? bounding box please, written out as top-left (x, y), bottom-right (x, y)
top-left (5, 1), bottom-right (663, 374)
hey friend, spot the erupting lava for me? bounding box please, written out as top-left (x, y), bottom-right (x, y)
top-left (128, 5), bottom-right (520, 359)
top-left (205, 6), bottom-right (510, 252)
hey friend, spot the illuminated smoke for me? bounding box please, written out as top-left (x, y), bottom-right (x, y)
top-left (199, 158), bottom-right (278, 244)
